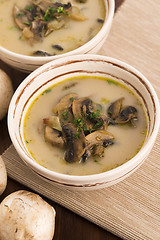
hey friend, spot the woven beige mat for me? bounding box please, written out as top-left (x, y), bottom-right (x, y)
top-left (2, 0), bottom-right (160, 239)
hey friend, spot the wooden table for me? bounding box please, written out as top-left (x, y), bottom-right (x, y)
top-left (0, 1), bottom-right (124, 239)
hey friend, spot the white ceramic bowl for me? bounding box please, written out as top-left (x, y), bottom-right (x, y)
top-left (8, 54), bottom-right (160, 190)
top-left (0, 0), bottom-right (114, 73)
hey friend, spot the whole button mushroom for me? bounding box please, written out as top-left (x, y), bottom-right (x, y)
top-left (0, 156), bottom-right (7, 195)
top-left (0, 69), bottom-right (13, 120)
top-left (0, 190), bottom-right (56, 240)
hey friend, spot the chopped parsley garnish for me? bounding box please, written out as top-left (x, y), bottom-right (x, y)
top-left (83, 123), bottom-right (87, 132)
top-left (62, 111), bottom-right (69, 120)
top-left (89, 128), bottom-right (92, 134)
top-left (107, 79), bottom-right (118, 85)
top-left (43, 7), bottom-right (57, 21)
top-left (74, 132), bottom-right (80, 139)
top-left (108, 110), bottom-right (112, 115)
top-left (25, 6), bottom-right (34, 12)
top-left (24, 21), bottom-right (30, 26)
top-left (57, 6), bottom-right (69, 16)
top-left (43, 6), bottom-right (68, 22)
top-left (93, 121), bottom-right (103, 129)
top-left (73, 118), bottom-right (90, 133)
top-left (94, 159), bottom-right (98, 163)
top-left (63, 82), bottom-right (77, 90)
top-left (25, 140), bottom-right (29, 144)
top-left (69, 97), bottom-right (74, 102)
top-left (73, 118), bottom-right (84, 132)
top-left (89, 109), bottom-right (101, 119)
top-left (16, 12), bottom-right (23, 17)
top-left (42, 89), bottom-right (52, 95)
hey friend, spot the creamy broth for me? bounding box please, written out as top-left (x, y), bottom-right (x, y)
top-left (0, 0), bottom-right (106, 56)
top-left (23, 76), bottom-right (148, 175)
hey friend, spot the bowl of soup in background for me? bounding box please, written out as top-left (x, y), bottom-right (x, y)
top-left (0, 0), bottom-right (114, 73)
top-left (8, 54), bottom-right (160, 190)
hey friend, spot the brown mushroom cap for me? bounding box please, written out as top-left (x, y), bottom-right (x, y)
top-left (115, 106), bottom-right (137, 124)
top-left (107, 97), bottom-right (124, 120)
top-left (62, 123), bottom-right (86, 163)
top-left (44, 125), bottom-right (64, 148)
top-left (53, 93), bottom-right (78, 115)
top-left (72, 97), bottom-right (89, 119)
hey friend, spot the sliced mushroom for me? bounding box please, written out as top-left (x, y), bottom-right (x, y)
top-left (83, 130), bottom-right (114, 161)
top-left (31, 18), bottom-right (47, 41)
top-left (68, 6), bottom-right (87, 21)
top-left (86, 130), bottom-right (114, 149)
top-left (45, 19), bottom-right (66, 36)
top-left (54, 2), bottom-right (72, 11)
top-left (24, 5), bottom-right (37, 22)
top-left (53, 93), bottom-right (78, 114)
top-left (72, 97), bottom-right (91, 119)
top-left (72, 97), bottom-right (105, 131)
top-left (107, 97), bottom-right (124, 120)
top-left (43, 116), bottom-right (62, 131)
top-left (31, 0), bottom-right (53, 12)
top-left (44, 126), bottom-right (64, 148)
top-left (82, 99), bottom-right (104, 128)
top-left (103, 139), bottom-right (114, 147)
top-left (32, 50), bottom-right (52, 56)
top-left (97, 18), bottom-right (104, 23)
top-left (52, 44), bottom-right (64, 51)
top-left (92, 145), bottom-right (104, 157)
top-left (59, 109), bottom-right (74, 126)
top-left (22, 27), bottom-right (34, 41)
top-left (115, 106), bottom-right (137, 124)
top-left (13, 5), bottom-right (29, 30)
top-left (72, 97), bottom-right (96, 131)
top-left (13, 1), bottom-right (72, 45)
top-left (62, 123), bottom-right (86, 163)
top-left (31, 0), bottom-right (72, 13)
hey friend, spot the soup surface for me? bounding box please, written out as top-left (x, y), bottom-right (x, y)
top-left (23, 76), bottom-right (148, 176)
top-left (0, 0), bottom-right (106, 56)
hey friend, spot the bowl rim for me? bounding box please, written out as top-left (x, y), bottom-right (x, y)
top-left (8, 54), bottom-right (160, 185)
top-left (0, 0), bottom-right (115, 64)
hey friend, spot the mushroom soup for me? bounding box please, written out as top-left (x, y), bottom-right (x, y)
top-left (23, 76), bottom-right (148, 176)
top-left (0, 0), bottom-right (106, 56)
